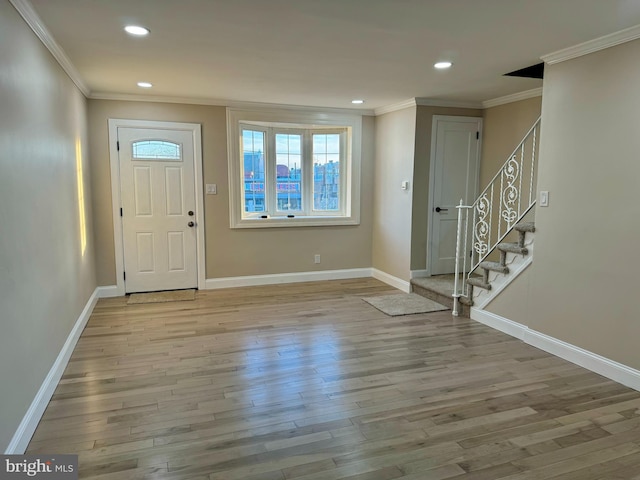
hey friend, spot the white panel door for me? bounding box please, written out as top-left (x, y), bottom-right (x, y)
top-left (429, 117), bottom-right (482, 275)
top-left (118, 127), bottom-right (198, 293)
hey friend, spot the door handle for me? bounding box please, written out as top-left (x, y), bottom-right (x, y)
top-left (435, 207), bottom-right (448, 213)
top-left (188, 221), bottom-right (195, 227)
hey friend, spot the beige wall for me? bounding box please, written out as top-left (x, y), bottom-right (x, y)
top-left (372, 107), bottom-right (416, 281)
top-left (0, 1), bottom-right (96, 450)
top-left (488, 39), bottom-right (640, 370)
top-left (485, 267), bottom-right (532, 322)
top-left (88, 100), bottom-right (374, 284)
top-left (480, 96), bottom-right (542, 188)
top-left (411, 106), bottom-right (483, 271)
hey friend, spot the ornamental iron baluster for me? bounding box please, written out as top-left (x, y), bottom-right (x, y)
top-left (473, 194), bottom-right (490, 257)
top-left (470, 202), bottom-right (478, 279)
top-left (462, 203), bottom-right (470, 296)
top-left (530, 126), bottom-right (537, 206)
top-left (488, 183), bottom-right (494, 257)
top-left (518, 142), bottom-right (524, 217)
top-left (501, 156), bottom-right (520, 228)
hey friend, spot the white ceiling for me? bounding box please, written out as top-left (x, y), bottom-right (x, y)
top-left (24, 0), bottom-right (640, 111)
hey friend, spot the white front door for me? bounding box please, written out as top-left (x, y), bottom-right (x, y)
top-left (429, 116), bottom-right (482, 275)
top-left (118, 127), bottom-right (198, 293)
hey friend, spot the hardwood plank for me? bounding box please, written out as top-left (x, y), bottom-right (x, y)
top-left (24, 278), bottom-right (640, 480)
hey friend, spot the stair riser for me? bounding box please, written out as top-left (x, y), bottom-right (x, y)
top-left (479, 261), bottom-right (509, 274)
top-left (497, 243), bottom-right (528, 255)
top-left (467, 278), bottom-right (492, 290)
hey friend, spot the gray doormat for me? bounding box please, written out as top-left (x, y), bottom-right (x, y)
top-left (128, 289), bottom-right (196, 305)
top-left (362, 293), bottom-right (448, 316)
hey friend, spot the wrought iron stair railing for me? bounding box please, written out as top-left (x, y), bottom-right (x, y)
top-left (452, 116), bottom-right (541, 315)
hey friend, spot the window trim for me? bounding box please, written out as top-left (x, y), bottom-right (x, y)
top-left (227, 108), bottom-right (362, 229)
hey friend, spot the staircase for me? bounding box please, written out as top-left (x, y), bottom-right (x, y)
top-left (412, 117), bottom-right (541, 317)
top-left (465, 221), bottom-right (535, 309)
top-left (411, 221), bottom-right (534, 316)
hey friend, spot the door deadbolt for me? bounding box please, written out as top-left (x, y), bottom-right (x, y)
top-left (188, 211), bottom-right (194, 216)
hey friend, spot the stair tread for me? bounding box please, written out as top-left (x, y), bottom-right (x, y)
top-left (467, 277), bottom-right (492, 290)
top-left (497, 242), bottom-right (529, 255)
top-left (480, 261), bottom-right (509, 274)
top-left (515, 222), bottom-right (536, 233)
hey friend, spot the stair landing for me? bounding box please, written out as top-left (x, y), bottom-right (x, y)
top-left (411, 274), bottom-right (471, 317)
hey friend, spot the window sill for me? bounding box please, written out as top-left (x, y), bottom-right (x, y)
top-left (230, 215), bottom-right (360, 229)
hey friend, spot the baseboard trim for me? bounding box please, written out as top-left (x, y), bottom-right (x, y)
top-left (372, 269), bottom-right (411, 293)
top-left (205, 268), bottom-right (372, 289)
top-left (471, 308), bottom-right (640, 392)
top-left (5, 288), bottom-right (99, 454)
top-left (524, 329), bottom-right (640, 392)
top-left (410, 269), bottom-right (429, 279)
top-left (96, 285), bottom-right (121, 298)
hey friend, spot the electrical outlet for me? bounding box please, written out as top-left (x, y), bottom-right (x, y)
top-left (314, 254), bottom-right (321, 264)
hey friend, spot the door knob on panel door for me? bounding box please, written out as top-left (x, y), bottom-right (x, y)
top-left (188, 221), bottom-right (195, 227)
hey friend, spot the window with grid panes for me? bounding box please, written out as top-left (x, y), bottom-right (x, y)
top-left (227, 109), bottom-right (361, 228)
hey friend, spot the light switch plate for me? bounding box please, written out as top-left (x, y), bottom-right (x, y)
top-left (206, 184), bottom-right (217, 195)
top-left (540, 191), bottom-right (549, 207)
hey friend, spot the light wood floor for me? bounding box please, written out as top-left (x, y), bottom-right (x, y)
top-left (28, 279), bottom-right (640, 479)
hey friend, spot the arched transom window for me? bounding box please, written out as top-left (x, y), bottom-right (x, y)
top-left (132, 140), bottom-right (182, 161)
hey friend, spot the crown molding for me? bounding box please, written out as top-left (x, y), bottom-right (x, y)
top-left (9, 0), bottom-right (90, 97)
top-left (89, 92), bottom-right (376, 116)
top-left (373, 99), bottom-right (417, 116)
top-left (374, 97), bottom-right (483, 116)
top-left (482, 87), bottom-right (543, 109)
top-left (542, 24), bottom-right (640, 65)
top-left (415, 97), bottom-right (483, 109)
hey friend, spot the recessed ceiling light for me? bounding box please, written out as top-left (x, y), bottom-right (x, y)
top-left (351, 99), bottom-right (364, 104)
top-left (124, 25), bottom-right (150, 36)
top-left (137, 82), bottom-right (153, 88)
top-left (434, 61), bottom-right (453, 69)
